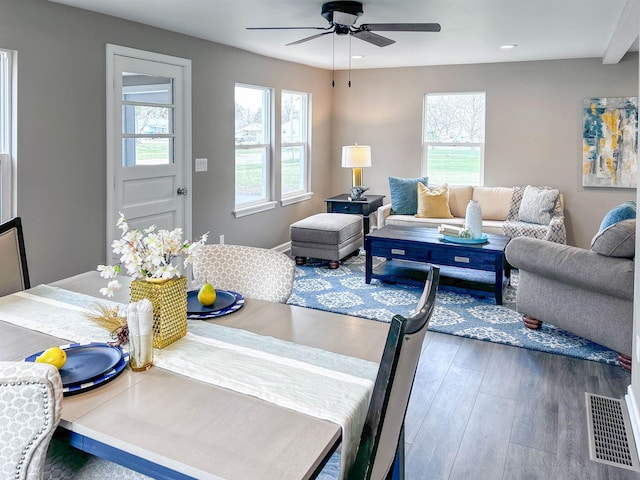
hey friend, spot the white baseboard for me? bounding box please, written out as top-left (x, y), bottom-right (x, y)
top-left (626, 386), bottom-right (640, 452)
top-left (273, 241), bottom-right (291, 254)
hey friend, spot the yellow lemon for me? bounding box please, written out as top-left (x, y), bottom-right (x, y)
top-left (197, 283), bottom-right (217, 306)
top-left (35, 346), bottom-right (67, 370)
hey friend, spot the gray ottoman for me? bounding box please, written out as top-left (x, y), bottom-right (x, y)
top-left (290, 213), bottom-right (363, 269)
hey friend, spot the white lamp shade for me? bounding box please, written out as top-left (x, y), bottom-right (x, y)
top-left (342, 145), bottom-right (372, 168)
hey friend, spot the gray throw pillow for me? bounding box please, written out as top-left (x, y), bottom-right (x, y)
top-left (518, 186), bottom-right (559, 225)
top-left (591, 219), bottom-right (636, 258)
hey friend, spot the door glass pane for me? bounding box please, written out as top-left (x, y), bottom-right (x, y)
top-left (282, 145), bottom-right (304, 195)
top-left (123, 137), bottom-right (173, 167)
top-left (122, 73), bottom-right (173, 104)
top-left (122, 105), bottom-right (171, 134)
top-left (121, 71), bottom-right (175, 167)
top-left (235, 147), bottom-right (267, 204)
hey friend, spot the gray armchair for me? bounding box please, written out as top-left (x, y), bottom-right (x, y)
top-left (505, 219), bottom-right (634, 370)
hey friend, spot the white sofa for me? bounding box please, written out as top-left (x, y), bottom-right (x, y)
top-left (376, 185), bottom-right (567, 244)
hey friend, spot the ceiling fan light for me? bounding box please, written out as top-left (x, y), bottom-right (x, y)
top-left (321, 1), bottom-right (363, 26)
top-left (333, 11), bottom-right (359, 26)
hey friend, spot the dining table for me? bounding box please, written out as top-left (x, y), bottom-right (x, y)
top-left (0, 271), bottom-right (390, 480)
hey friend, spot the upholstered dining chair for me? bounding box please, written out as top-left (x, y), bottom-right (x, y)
top-left (0, 361), bottom-right (62, 480)
top-left (316, 266), bottom-right (440, 480)
top-left (0, 217), bottom-right (30, 297)
top-left (0, 361), bottom-right (151, 480)
top-left (192, 244), bottom-right (296, 303)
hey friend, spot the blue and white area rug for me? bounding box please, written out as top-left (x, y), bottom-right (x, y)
top-left (287, 253), bottom-right (618, 366)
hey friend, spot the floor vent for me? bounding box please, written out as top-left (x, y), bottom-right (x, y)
top-left (585, 393), bottom-right (640, 471)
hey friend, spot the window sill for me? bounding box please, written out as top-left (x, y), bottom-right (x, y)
top-left (280, 192), bottom-right (313, 207)
top-left (233, 201), bottom-right (277, 218)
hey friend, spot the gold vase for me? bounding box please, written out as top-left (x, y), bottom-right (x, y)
top-left (129, 276), bottom-right (187, 348)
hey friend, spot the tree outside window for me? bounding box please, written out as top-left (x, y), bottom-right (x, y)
top-left (423, 92), bottom-right (486, 186)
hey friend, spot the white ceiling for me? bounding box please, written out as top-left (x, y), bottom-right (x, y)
top-left (48, 0), bottom-right (637, 70)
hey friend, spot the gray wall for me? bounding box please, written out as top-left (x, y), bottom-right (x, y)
top-left (1, 0), bottom-right (332, 285)
top-left (330, 57), bottom-right (639, 248)
top-left (2, 0), bottom-right (638, 287)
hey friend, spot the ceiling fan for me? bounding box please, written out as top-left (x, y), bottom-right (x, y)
top-left (247, 1), bottom-right (441, 47)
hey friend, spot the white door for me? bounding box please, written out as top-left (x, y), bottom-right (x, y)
top-left (106, 45), bottom-right (192, 263)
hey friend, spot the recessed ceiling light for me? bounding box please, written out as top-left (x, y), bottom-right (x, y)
top-left (500, 44), bottom-right (517, 49)
top-left (351, 55), bottom-right (364, 59)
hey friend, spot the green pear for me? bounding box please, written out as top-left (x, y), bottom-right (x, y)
top-left (197, 283), bottom-right (217, 306)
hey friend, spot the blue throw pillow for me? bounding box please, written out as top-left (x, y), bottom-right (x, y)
top-left (389, 176), bottom-right (429, 215)
top-left (599, 201), bottom-right (637, 232)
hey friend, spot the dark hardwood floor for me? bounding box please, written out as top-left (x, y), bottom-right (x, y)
top-left (404, 331), bottom-right (639, 480)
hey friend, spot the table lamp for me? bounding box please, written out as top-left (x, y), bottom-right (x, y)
top-left (342, 144), bottom-right (371, 200)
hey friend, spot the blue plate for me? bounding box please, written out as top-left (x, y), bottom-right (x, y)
top-left (62, 351), bottom-right (128, 397)
top-left (187, 289), bottom-right (237, 314)
top-left (25, 342), bottom-right (128, 396)
top-left (442, 233), bottom-right (489, 245)
top-left (187, 291), bottom-right (245, 320)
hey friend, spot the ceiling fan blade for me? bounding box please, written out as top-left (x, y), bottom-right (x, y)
top-left (351, 30), bottom-right (395, 47)
top-left (359, 23), bottom-right (441, 32)
top-left (286, 30), bottom-right (335, 46)
top-left (247, 26), bottom-right (331, 31)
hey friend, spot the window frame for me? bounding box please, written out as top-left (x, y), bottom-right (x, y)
top-left (280, 89), bottom-right (312, 206)
top-left (0, 49), bottom-right (15, 222)
top-left (422, 91), bottom-right (486, 186)
top-left (234, 83), bottom-right (276, 217)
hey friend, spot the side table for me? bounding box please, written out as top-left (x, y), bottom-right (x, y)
top-left (324, 194), bottom-right (385, 234)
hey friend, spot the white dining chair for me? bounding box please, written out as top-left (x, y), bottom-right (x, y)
top-left (316, 266), bottom-right (440, 480)
top-left (0, 217), bottom-right (30, 297)
top-left (192, 244), bottom-right (296, 303)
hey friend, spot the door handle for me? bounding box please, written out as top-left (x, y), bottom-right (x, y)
top-left (177, 187), bottom-right (187, 195)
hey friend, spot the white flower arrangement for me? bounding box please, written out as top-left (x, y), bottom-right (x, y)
top-left (98, 213), bottom-right (208, 297)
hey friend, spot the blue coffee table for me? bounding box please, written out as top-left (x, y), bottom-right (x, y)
top-left (365, 225), bottom-right (511, 304)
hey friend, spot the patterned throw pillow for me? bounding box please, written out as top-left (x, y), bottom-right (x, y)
top-left (517, 185), bottom-right (559, 225)
top-left (598, 201), bottom-right (636, 232)
top-left (591, 219), bottom-right (635, 258)
top-left (415, 183), bottom-right (454, 218)
top-left (389, 176), bottom-right (429, 215)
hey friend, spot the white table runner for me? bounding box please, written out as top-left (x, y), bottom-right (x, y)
top-left (0, 285), bottom-right (379, 479)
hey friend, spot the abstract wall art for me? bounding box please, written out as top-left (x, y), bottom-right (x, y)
top-left (582, 97), bottom-right (638, 188)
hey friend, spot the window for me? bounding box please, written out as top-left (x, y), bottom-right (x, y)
top-left (235, 84), bottom-right (273, 212)
top-left (281, 90), bottom-right (311, 202)
top-left (423, 92), bottom-right (486, 186)
top-left (0, 49), bottom-right (15, 221)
